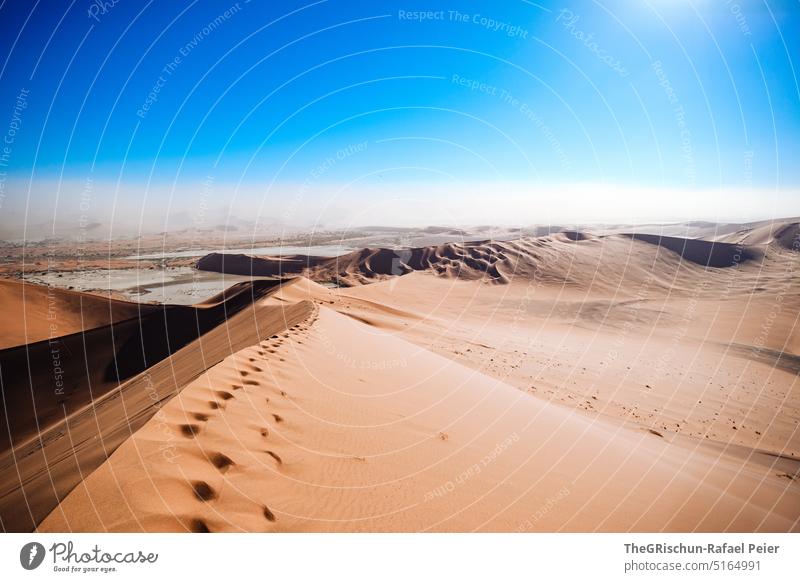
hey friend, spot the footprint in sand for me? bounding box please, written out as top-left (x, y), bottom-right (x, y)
top-left (263, 506), bottom-right (277, 522)
top-left (192, 413), bottom-right (209, 422)
top-left (216, 390), bottom-right (235, 400)
top-left (272, 413), bottom-right (283, 423)
top-left (180, 424), bottom-right (200, 438)
top-left (243, 379), bottom-right (261, 386)
top-left (189, 518), bottom-right (211, 533)
top-left (260, 427), bottom-right (269, 437)
top-left (191, 480), bottom-right (217, 501)
top-left (209, 452), bottom-right (235, 473)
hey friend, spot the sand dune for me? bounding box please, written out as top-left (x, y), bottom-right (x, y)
top-left (196, 225), bottom-right (791, 289)
top-left (773, 222), bottom-right (800, 251)
top-left (0, 278), bottom-right (161, 349)
top-left (5, 221), bottom-right (800, 532)
top-left (623, 233), bottom-right (762, 267)
top-left (0, 279), bottom-right (312, 531)
top-left (343, 272), bottom-right (799, 454)
top-left (0, 279), bottom-right (284, 451)
top-left (38, 280), bottom-right (798, 532)
top-left (709, 219), bottom-right (800, 248)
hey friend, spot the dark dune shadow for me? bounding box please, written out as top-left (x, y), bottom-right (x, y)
top-left (624, 233), bottom-right (761, 267)
top-left (0, 279), bottom-right (282, 452)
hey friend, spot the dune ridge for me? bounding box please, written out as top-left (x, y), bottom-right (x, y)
top-left (196, 228), bottom-right (790, 290)
top-left (773, 222), bottom-right (800, 251)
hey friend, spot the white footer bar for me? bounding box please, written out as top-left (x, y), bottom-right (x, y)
top-left (1, 533), bottom-right (796, 581)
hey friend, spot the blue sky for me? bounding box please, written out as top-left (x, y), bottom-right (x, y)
top-left (0, 0), bottom-right (798, 235)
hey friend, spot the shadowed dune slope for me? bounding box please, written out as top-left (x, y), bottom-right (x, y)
top-left (623, 233), bottom-right (762, 267)
top-left (773, 222), bottom-right (800, 251)
top-left (0, 279), bottom-right (312, 532)
top-left (0, 279), bottom-right (284, 452)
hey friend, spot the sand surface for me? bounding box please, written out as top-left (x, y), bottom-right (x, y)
top-left (4, 223), bottom-right (799, 532)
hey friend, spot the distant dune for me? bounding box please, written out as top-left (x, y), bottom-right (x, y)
top-left (196, 226), bottom-right (780, 288)
top-left (0, 279), bottom-right (161, 349)
top-left (774, 222), bottom-right (800, 251)
top-left (623, 233), bottom-right (762, 267)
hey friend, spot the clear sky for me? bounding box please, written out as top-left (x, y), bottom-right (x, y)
top-left (0, 0), bottom-right (798, 237)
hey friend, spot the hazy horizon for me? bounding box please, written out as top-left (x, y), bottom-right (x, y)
top-left (2, 179), bottom-right (800, 241)
top-left (1, 1), bottom-right (798, 241)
